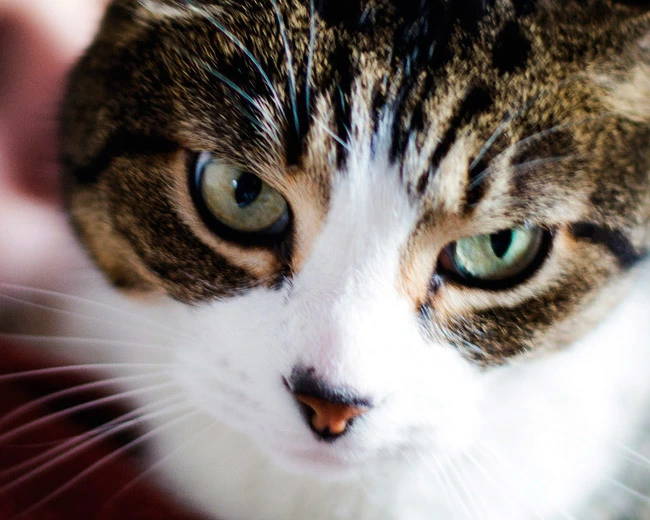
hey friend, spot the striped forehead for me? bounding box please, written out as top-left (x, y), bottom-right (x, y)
top-left (163, 0), bottom-right (535, 166)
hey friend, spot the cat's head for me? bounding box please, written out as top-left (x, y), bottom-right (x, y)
top-left (60, 0), bottom-right (650, 471)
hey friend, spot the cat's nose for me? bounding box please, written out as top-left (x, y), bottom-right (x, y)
top-left (286, 368), bottom-right (372, 441)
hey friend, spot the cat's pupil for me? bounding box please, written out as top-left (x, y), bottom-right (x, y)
top-left (233, 172), bottom-right (262, 208)
top-left (490, 230), bottom-right (513, 259)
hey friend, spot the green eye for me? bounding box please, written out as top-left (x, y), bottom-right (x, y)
top-left (192, 152), bottom-right (289, 242)
top-left (442, 226), bottom-right (548, 288)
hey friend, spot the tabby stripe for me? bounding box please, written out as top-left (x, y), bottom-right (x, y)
top-left (330, 45), bottom-right (354, 168)
top-left (429, 85), bottom-right (493, 169)
top-left (492, 20), bottom-right (532, 75)
top-left (514, 0), bottom-right (539, 18)
top-left (63, 132), bottom-right (177, 186)
top-left (569, 222), bottom-right (645, 269)
top-left (315, 0), bottom-right (362, 29)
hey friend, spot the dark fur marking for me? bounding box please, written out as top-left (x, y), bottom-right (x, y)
top-left (449, 282), bottom-right (580, 365)
top-left (509, 120), bottom-right (575, 201)
top-left (513, 0), bottom-right (538, 17)
top-left (416, 167), bottom-right (433, 196)
top-left (331, 45), bottom-right (354, 168)
top-left (112, 173), bottom-right (256, 303)
top-left (569, 223), bottom-right (644, 269)
top-left (388, 0), bottom-right (495, 159)
top-left (316, 0), bottom-right (362, 29)
top-left (612, 0), bottom-right (650, 7)
top-left (466, 157), bottom-right (489, 208)
top-left (63, 133), bottom-right (177, 185)
top-left (492, 21), bottom-right (531, 74)
top-left (430, 85), bottom-right (493, 168)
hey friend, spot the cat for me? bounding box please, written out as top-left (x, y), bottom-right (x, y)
top-left (5, 0), bottom-right (650, 518)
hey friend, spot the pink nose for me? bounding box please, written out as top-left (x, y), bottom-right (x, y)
top-left (294, 394), bottom-right (369, 437)
top-left (287, 368), bottom-right (372, 440)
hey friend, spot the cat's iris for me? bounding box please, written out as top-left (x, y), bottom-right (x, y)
top-left (192, 152), bottom-right (289, 239)
top-left (441, 226), bottom-right (548, 288)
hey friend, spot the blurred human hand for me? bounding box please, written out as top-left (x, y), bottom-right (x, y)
top-left (0, 0), bottom-right (108, 284)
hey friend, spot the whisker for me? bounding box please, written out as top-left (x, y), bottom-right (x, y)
top-left (469, 91), bottom-right (552, 174)
top-left (0, 394), bottom-right (185, 480)
top-left (436, 455), bottom-right (478, 520)
top-left (610, 441), bottom-right (650, 470)
top-left (485, 112), bottom-right (611, 171)
top-left (470, 153), bottom-right (582, 192)
top-left (485, 402), bottom-right (650, 476)
top-left (2, 402), bottom-right (194, 508)
top-left (468, 112), bottom-right (614, 195)
top-left (602, 476), bottom-right (650, 506)
top-left (337, 86), bottom-right (352, 138)
top-left (473, 440), bottom-right (577, 520)
top-left (185, 0), bottom-right (286, 119)
top-left (0, 363), bottom-right (174, 385)
top-left (102, 421), bottom-right (216, 512)
top-left (402, 450), bottom-right (458, 515)
top-left (312, 116), bottom-right (352, 152)
top-left (469, 71), bottom-right (603, 175)
top-left (178, 50), bottom-right (262, 127)
top-left (15, 408), bottom-right (200, 520)
top-left (271, 0), bottom-right (300, 135)
top-left (0, 333), bottom-right (176, 352)
top-left (469, 115), bottom-right (516, 173)
top-left (462, 447), bottom-right (544, 520)
top-left (0, 381), bottom-right (179, 446)
top-left (446, 456), bottom-right (485, 520)
top-left (305, 0), bottom-right (316, 114)
top-left (0, 282), bottom-right (195, 341)
top-left (0, 372), bottom-right (170, 431)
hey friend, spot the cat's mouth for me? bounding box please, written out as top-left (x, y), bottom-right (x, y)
top-left (275, 442), bottom-right (378, 476)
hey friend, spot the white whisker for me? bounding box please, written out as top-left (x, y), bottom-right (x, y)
top-left (446, 456), bottom-right (485, 520)
top-left (312, 116), bottom-right (352, 151)
top-left (0, 363), bottom-right (174, 385)
top-left (102, 421), bottom-right (216, 512)
top-left (185, 0), bottom-right (286, 119)
top-left (0, 381), bottom-right (179, 446)
top-left (7, 405), bottom-right (197, 518)
top-left (462, 447), bottom-right (544, 520)
top-left (0, 394), bottom-right (185, 480)
top-left (0, 282), bottom-right (195, 341)
top-left (305, 0), bottom-right (316, 114)
top-left (602, 476), bottom-right (650, 505)
top-left (271, 0), bottom-right (300, 135)
top-left (0, 333), bottom-right (176, 352)
top-left (435, 455), bottom-right (478, 520)
top-left (473, 440), bottom-right (577, 520)
top-left (0, 372), bottom-right (169, 431)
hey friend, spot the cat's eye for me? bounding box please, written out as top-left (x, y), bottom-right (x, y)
top-left (191, 152), bottom-right (289, 243)
top-left (439, 226), bottom-right (550, 289)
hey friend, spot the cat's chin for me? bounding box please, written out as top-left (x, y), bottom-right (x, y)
top-left (259, 437), bottom-right (387, 479)
top-left (271, 448), bottom-right (362, 478)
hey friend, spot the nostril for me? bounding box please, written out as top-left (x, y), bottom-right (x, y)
top-left (294, 394), bottom-right (369, 439)
top-left (285, 367), bottom-right (373, 441)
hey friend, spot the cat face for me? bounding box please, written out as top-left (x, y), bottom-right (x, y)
top-left (61, 0), bottom-right (650, 471)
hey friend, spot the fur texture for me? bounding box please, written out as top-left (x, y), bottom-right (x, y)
top-left (19, 0), bottom-right (650, 518)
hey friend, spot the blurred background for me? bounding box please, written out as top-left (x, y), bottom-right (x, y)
top-left (0, 0), bottom-right (108, 286)
top-left (0, 4), bottom-right (206, 517)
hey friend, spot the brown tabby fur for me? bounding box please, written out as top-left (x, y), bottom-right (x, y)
top-left (61, 0), bottom-right (650, 365)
